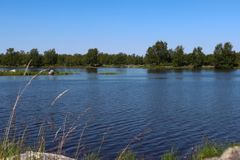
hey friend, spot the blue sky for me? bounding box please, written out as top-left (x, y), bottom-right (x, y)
top-left (0, 0), bottom-right (239, 55)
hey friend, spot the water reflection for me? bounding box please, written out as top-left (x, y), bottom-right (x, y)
top-left (147, 69), bottom-right (169, 74)
top-left (85, 68), bottom-right (98, 80)
top-left (85, 67), bottom-right (98, 74)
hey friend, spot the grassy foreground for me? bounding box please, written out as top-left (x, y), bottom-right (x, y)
top-left (1, 139), bottom-right (239, 160)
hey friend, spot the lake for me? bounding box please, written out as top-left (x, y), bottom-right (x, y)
top-left (1, 68), bottom-right (240, 159)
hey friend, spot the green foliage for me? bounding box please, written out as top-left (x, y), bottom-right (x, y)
top-left (44, 49), bottom-right (58, 66)
top-left (191, 47), bottom-right (205, 68)
top-left (117, 150), bottom-right (137, 160)
top-left (3, 48), bottom-right (21, 66)
top-left (0, 141), bottom-right (21, 159)
top-left (235, 53), bottom-right (240, 66)
top-left (98, 71), bottom-right (120, 75)
top-left (192, 141), bottom-right (223, 160)
top-left (146, 41), bottom-right (171, 65)
top-left (85, 48), bottom-right (99, 66)
top-left (112, 53), bottom-right (128, 65)
top-left (172, 46), bottom-right (185, 67)
top-left (58, 54), bottom-right (84, 66)
top-left (214, 42), bottom-right (236, 69)
top-left (204, 54), bottom-right (215, 66)
top-left (29, 48), bottom-right (43, 67)
top-left (161, 149), bottom-right (177, 160)
top-left (127, 54), bottom-right (144, 65)
top-left (0, 41), bottom-right (240, 69)
top-left (83, 153), bottom-right (100, 160)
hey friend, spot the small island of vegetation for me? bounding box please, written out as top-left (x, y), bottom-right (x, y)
top-left (0, 70), bottom-right (72, 76)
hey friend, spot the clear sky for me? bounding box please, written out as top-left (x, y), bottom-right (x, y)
top-left (0, 0), bottom-right (239, 55)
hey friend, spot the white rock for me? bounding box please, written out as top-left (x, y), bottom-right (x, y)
top-left (206, 146), bottom-right (240, 160)
top-left (9, 69), bottom-right (16, 72)
top-left (7, 151), bottom-right (75, 160)
top-left (48, 69), bottom-right (55, 75)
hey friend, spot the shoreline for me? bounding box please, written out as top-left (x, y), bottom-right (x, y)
top-left (0, 65), bottom-right (239, 76)
top-left (0, 70), bottom-right (73, 76)
top-left (0, 64), bottom-right (234, 70)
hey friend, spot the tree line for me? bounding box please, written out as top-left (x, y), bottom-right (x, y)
top-left (0, 48), bottom-right (144, 67)
top-left (0, 41), bottom-right (240, 69)
top-left (145, 41), bottom-right (239, 69)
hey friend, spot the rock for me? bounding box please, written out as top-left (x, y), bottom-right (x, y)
top-left (8, 151), bottom-right (75, 160)
top-left (206, 146), bottom-right (240, 160)
top-left (48, 69), bottom-right (55, 75)
top-left (9, 69), bottom-right (16, 73)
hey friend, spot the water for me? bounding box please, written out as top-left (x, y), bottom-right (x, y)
top-left (1, 68), bottom-right (240, 159)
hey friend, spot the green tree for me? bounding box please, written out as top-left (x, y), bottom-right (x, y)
top-left (113, 53), bottom-right (127, 65)
top-left (85, 48), bottom-right (99, 66)
top-left (191, 47), bottom-right (205, 68)
top-left (64, 54), bottom-right (83, 66)
top-left (29, 48), bottom-right (42, 67)
top-left (204, 54), bottom-right (215, 66)
top-left (44, 49), bottom-right (58, 66)
top-left (4, 48), bottom-right (21, 66)
top-left (235, 52), bottom-right (240, 66)
top-left (172, 46), bottom-right (185, 67)
top-left (145, 41), bottom-right (170, 65)
top-left (98, 53), bottom-right (111, 65)
top-left (0, 54), bottom-right (3, 66)
top-left (214, 42), bottom-right (236, 69)
top-left (57, 54), bottom-right (66, 66)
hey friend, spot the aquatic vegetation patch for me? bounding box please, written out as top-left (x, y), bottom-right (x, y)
top-left (98, 71), bottom-right (120, 75)
top-left (0, 70), bottom-right (72, 76)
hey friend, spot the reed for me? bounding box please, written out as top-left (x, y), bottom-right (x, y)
top-left (161, 148), bottom-right (177, 160)
top-left (191, 139), bottom-right (223, 160)
top-left (0, 62), bottom-right (79, 159)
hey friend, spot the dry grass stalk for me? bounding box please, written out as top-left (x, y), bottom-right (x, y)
top-left (75, 122), bottom-right (89, 159)
top-left (19, 126), bottom-right (28, 148)
top-left (4, 62), bottom-right (46, 148)
top-left (74, 107), bottom-right (92, 159)
top-left (117, 128), bottom-right (151, 160)
top-left (24, 59), bottom-right (32, 76)
top-left (57, 114), bottom-right (78, 154)
top-left (51, 89), bottom-right (70, 106)
top-left (98, 128), bottom-right (110, 155)
top-left (53, 127), bottom-right (62, 142)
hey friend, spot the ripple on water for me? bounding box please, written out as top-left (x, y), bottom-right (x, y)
top-left (1, 69), bottom-right (240, 159)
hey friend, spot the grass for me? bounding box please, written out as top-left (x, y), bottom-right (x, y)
top-left (161, 149), bottom-right (177, 160)
top-left (83, 153), bottom-right (101, 160)
top-left (0, 141), bottom-right (21, 159)
top-left (192, 141), bottom-right (223, 160)
top-left (117, 150), bottom-right (136, 160)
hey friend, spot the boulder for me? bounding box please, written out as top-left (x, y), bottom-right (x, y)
top-left (9, 69), bottom-right (16, 73)
top-left (48, 69), bottom-right (55, 75)
top-left (8, 151), bottom-right (75, 160)
top-left (206, 146), bottom-right (240, 160)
